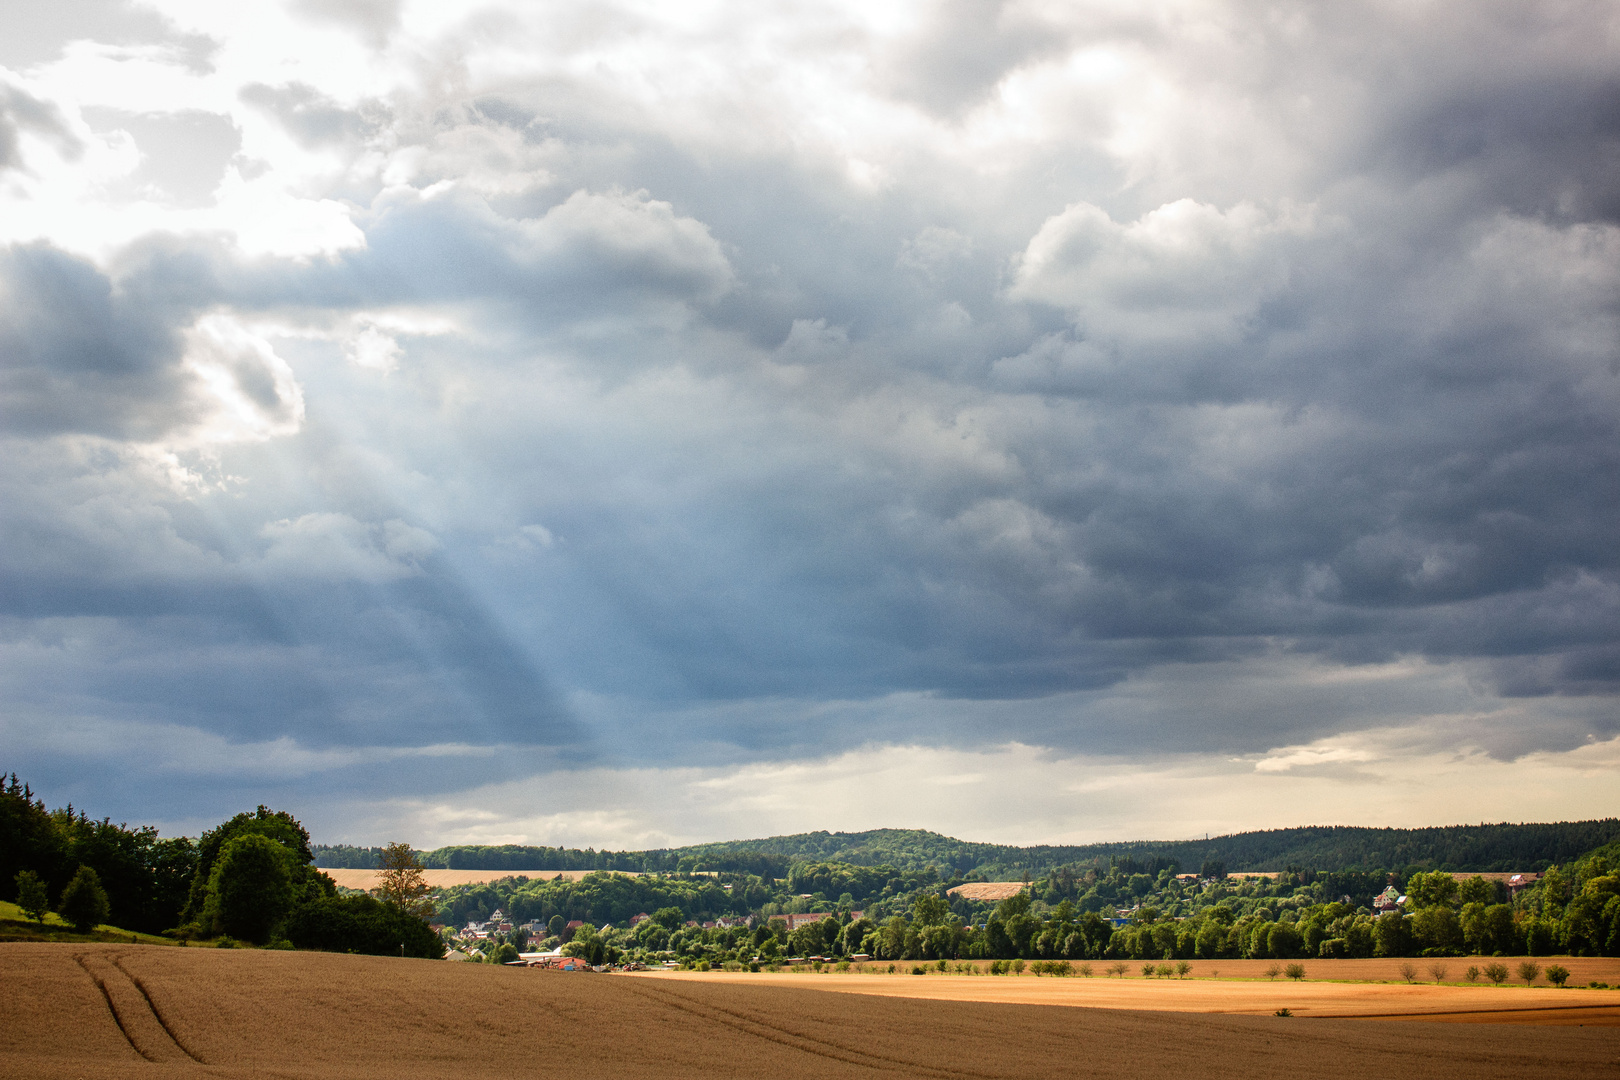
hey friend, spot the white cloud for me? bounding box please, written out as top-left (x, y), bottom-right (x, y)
top-left (257, 512), bottom-right (438, 581)
top-left (1010, 197), bottom-right (1315, 343)
top-left (181, 314), bottom-right (306, 445)
top-left (307, 733), bottom-right (1620, 849)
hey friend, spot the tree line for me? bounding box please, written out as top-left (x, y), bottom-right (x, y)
top-left (317, 819), bottom-right (1620, 879)
top-left (447, 840), bottom-right (1620, 967)
top-left (2, 774), bottom-right (439, 957)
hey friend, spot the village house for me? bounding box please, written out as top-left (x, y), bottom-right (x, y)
top-left (1373, 886), bottom-right (1406, 913)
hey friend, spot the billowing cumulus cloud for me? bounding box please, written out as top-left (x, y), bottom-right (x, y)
top-left (2, 0), bottom-right (1617, 844)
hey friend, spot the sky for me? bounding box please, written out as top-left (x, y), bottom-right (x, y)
top-left (1, 0), bottom-right (1617, 850)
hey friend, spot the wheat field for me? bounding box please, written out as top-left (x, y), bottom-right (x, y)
top-left (4, 944), bottom-right (1617, 1080)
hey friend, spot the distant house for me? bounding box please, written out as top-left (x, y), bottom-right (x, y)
top-left (564, 920), bottom-right (585, 931)
top-left (1373, 887), bottom-right (1404, 913)
top-left (630, 912), bottom-right (652, 925)
top-left (1507, 873), bottom-right (1542, 896)
top-left (782, 912), bottom-right (835, 932)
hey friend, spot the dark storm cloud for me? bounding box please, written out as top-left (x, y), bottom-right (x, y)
top-left (3, 0), bottom-right (1618, 819)
top-left (0, 245), bottom-right (193, 438)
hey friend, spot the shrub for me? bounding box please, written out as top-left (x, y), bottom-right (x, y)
top-left (1274, 1008), bottom-right (1292, 1017)
top-left (1464, 965), bottom-right (1480, 983)
top-left (1516, 961), bottom-right (1541, 986)
top-left (1428, 963), bottom-right (1448, 983)
top-left (1483, 962), bottom-right (1509, 985)
top-left (1318, 937), bottom-right (1348, 959)
top-left (1144, 963), bottom-right (1158, 978)
top-left (58, 865), bottom-right (110, 933)
top-left (1176, 961), bottom-right (1192, 979)
top-left (284, 895), bottom-right (444, 959)
top-left (911, 965), bottom-right (926, 975)
top-left (1397, 962), bottom-right (1418, 983)
top-left (1078, 963), bottom-right (1094, 977)
top-left (1284, 963), bottom-right (1306, 981)
top-left (1011, 959), bottom-right (1025, 975)
top-left (1544, 964), bottom-right (1569, 987)
top-left (1264, 964), bottom-right (1281, 980)
top-left (1107, 961), bottom-right (1129, 977)
top-left (1155, 963), bottom-right (1174, 978)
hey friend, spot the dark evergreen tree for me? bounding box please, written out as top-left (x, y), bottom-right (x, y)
top-left (58, 865), bottom-right (110, 933)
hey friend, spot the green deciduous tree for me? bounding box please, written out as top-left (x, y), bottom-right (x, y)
top-left (1403, 870), bottom-right (1459, 909)
top-left (58, 865), bottom-right (110, 932)
top-left (373, 842), bottom-right (434, 917)
top-left (205, 834), bottom-right (296, 944)
top-left (182, 805), bottom-right (314, 927)
top-left (15, 869), bottom-right (50, 924)
top-left (911, 894), bottom-right (951, 927)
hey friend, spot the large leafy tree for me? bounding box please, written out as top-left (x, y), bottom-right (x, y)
top-left (205, 834), bottom-right (297, 944)
top-left (183, 803), bottom-right (315, 919)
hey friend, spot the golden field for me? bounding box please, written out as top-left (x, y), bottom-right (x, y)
top-left (644, 959), bottom-right (1620, 1024)
top-left (317, 867), bottom-right (631, 890)
top-left (5, 944), bottom-right (1619, 1080)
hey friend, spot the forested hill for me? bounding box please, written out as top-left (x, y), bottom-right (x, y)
top-left (313, 819), bottom-right (1620, 877)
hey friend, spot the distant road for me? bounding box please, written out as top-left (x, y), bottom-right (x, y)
top-left (319, 868), bottom-right (639, 890)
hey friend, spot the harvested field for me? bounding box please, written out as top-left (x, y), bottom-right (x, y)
top-left (751, 956), bottom-right (1620, 986)
top-left (5, 944), bottom-right (1619, 1080)
top-left (317, 867), bottom-right (636, 890)
top-left (945, 883), bottom-right (1028, 902)
top-left (641, 967), bottom-right (1620, 1025)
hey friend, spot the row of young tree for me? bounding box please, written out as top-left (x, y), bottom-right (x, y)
top-left (2, 775), bottom-right (440, 957)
